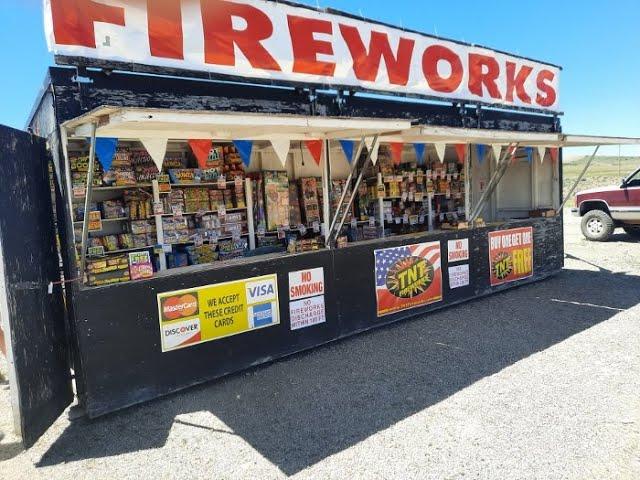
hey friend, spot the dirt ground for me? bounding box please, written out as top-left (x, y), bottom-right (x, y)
top-left (1, 213), bottom-right (639, 480)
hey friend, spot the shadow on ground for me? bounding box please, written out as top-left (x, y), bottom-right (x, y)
top-left (36, 266), bottom-right (640, 475)
top-left (0, 441), bottom-right (23, 462)
top-left (609, 231), bottom-right (640, 243)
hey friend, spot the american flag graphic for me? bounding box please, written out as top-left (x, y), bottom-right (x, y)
top-left (374, 241), bottom-right (442, 317)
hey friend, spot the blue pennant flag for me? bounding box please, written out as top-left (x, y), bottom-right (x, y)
top-left (339, 139), bottom-right (355, 164)
top-left (476, 144), bottom-right (486, 164)
top-left (525, 146), bottom-right (533, 164)
top-left (413, 143), bottom-right (426, 165)
top-left (233, 140), bottom-right (254, 167)
top-left (93, 138), bottom-right (118, 172)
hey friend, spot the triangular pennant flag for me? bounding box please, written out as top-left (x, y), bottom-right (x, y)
top-left (339, 140), bottom-right (355, 164)
top-left (525, 146), bottom-right (533, 164)
top-left (365, 137), bottom-right (381, 165)
top-left (455, 144), bottom-right (467, 163)
top-left (537, 146), bottom-right (547, 164)
top-left (270, 138), bottom-right (291, 166)
top-left (413, 143), bottom-right (426, 165)
top-left (549, 147), bottom-right (559, 163)
top-left (434, 143), bottom-right (447, 163)
top-left (304, 140), bottom-right (323, 166)
top-left (491, 144), bottom-right (502, 161)
top-left (188, 139), bottom-right (212, 170)
top-left (390, 142), bottom-right (404, 165)
top-left (476, 144), bottom-right (487, 164)
top-left (233, 140), bottom-right (253, 167)
top-left (94, 137), bottom-right (118, 171)
top-left (141, 138), bottom-right (168, 171)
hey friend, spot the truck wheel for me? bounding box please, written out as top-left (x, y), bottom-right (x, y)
top-left (623, 227), bottom-right (640, 240)
top-left (581, 210), bottom-right (614, 241)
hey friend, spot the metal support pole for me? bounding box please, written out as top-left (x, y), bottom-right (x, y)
top-left (427, 193), bottom-right (434, 231)
top-left (531, 148), bottom-right (538, 208)
top-left (553, 147), bottom-right (561, 209)
top-left (464, 144), bottom-right (471, 221)
top-left (377, 172), bottom-right (384, 237)
top-left (469, 143), bottom-right (518, 223)
top-left (321, 139), bottom-right (332, 248)
top-left (152, 180), bottom-right (167, 271)
top-left (60, 127), bottom-right (77, 234)
top-left (332, 135), bottom-right (379, 244)
top-left (79, 123), bottom-right (97, 279)
top-left (557, 145), bottom-right (600, 212)
top-left (245, 178), bottom-right (256, 250)
top-left (328, 137), bottom-right (365, 236)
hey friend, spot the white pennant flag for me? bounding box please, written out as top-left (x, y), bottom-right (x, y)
top-left (270, 138), bottom-right (290, 167)
top-left (365, 137), bottom-right (381, 165)
top-left (537, 146), bottom-right (547, 164)
top-left (434, 143), bottom-right (447, 163)
top-left (491, 144), bottom-right (502, 162)
top-left (141, 138), bottom-right (168, 171)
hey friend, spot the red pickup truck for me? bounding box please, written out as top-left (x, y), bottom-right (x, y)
top-left (572, 167), bottom-right (640, 241)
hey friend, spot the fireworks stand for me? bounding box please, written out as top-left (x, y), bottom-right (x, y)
top-left (2, 0), bottom-right (639, 446)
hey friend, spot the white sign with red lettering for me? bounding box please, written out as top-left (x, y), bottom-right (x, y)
top-left (447, 238), bottom-right (469, 263)
top-left (44, 0), bottom-right (560, 112)
top-left (289, 267), bottom-right (325, 301)
top-left (289, 267), bottom-right (326, 330)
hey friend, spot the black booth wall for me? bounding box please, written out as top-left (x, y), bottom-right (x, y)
top-left (72, 217), bottom-right (563, 418)
top-left (28, 67), bottom-right (564, 417)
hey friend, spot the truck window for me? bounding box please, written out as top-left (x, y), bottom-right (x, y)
top-left (626, 169), bottom-right (640, 188)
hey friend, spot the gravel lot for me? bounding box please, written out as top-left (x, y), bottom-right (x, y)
top-left (1, 213), bottom-right (639, 480)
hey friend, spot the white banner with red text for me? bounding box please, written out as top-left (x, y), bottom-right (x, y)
top-left (44, 0), bottom-right (560, 112)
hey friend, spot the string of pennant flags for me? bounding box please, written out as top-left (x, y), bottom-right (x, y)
top-left (92, 136), bottom-right (560, 172)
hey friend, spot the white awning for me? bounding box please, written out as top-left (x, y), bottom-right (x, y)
top-left (61, 106), bottom-right (411, 141)
top-left (554, 135), bottom-right (640, 147)
top-left (380, 125), bottom-right (640, 147)
top-left (62, 107), bottom-right (640, 147)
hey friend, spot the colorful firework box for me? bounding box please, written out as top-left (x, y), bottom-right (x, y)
top-left (299, 177), bottom-right (321, 225)
top-left (264, 171), bottom-right (290, 231)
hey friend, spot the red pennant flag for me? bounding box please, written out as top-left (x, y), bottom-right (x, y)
top-left (304, 140), bottom-right (323, 166)
top-left (188, 140), bottom-right (212, 169)
top-left (390, 142), bottom-right (404, 165)
top-left (549, 147), bottom-right (559, 163)
top-left (455, 144), bottom-right (466, 163)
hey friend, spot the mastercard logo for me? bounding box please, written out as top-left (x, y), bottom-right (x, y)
top-left (162, 294), bottom-right (199, 321)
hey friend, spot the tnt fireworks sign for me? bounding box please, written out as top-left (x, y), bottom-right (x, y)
top-left (488, 227), bottom-right (533, 286)
top-left (374, 241), bottom-right (442, 317)
top-left (44, 0), bottom-right (560, 112)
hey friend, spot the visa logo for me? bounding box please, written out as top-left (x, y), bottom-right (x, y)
top-left (246, 278), bottom-right (277, 303)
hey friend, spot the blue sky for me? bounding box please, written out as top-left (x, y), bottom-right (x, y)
top-left (2, 0), bottom-right (639, 155)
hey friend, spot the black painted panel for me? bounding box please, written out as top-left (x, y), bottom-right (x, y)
top-left (73, 250), bottom-right (339, 417)
top-left (0, 125), bottom-right (72, 447)
top-left (45, 67), bottom-right (557, 134)
top-left (334, 217), bottom-right (564, 335)
top-left (73, 217), bottom-right (562, 418)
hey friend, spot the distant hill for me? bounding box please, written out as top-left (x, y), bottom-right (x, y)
top-left (563, 156), bottom-right (639, 197)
